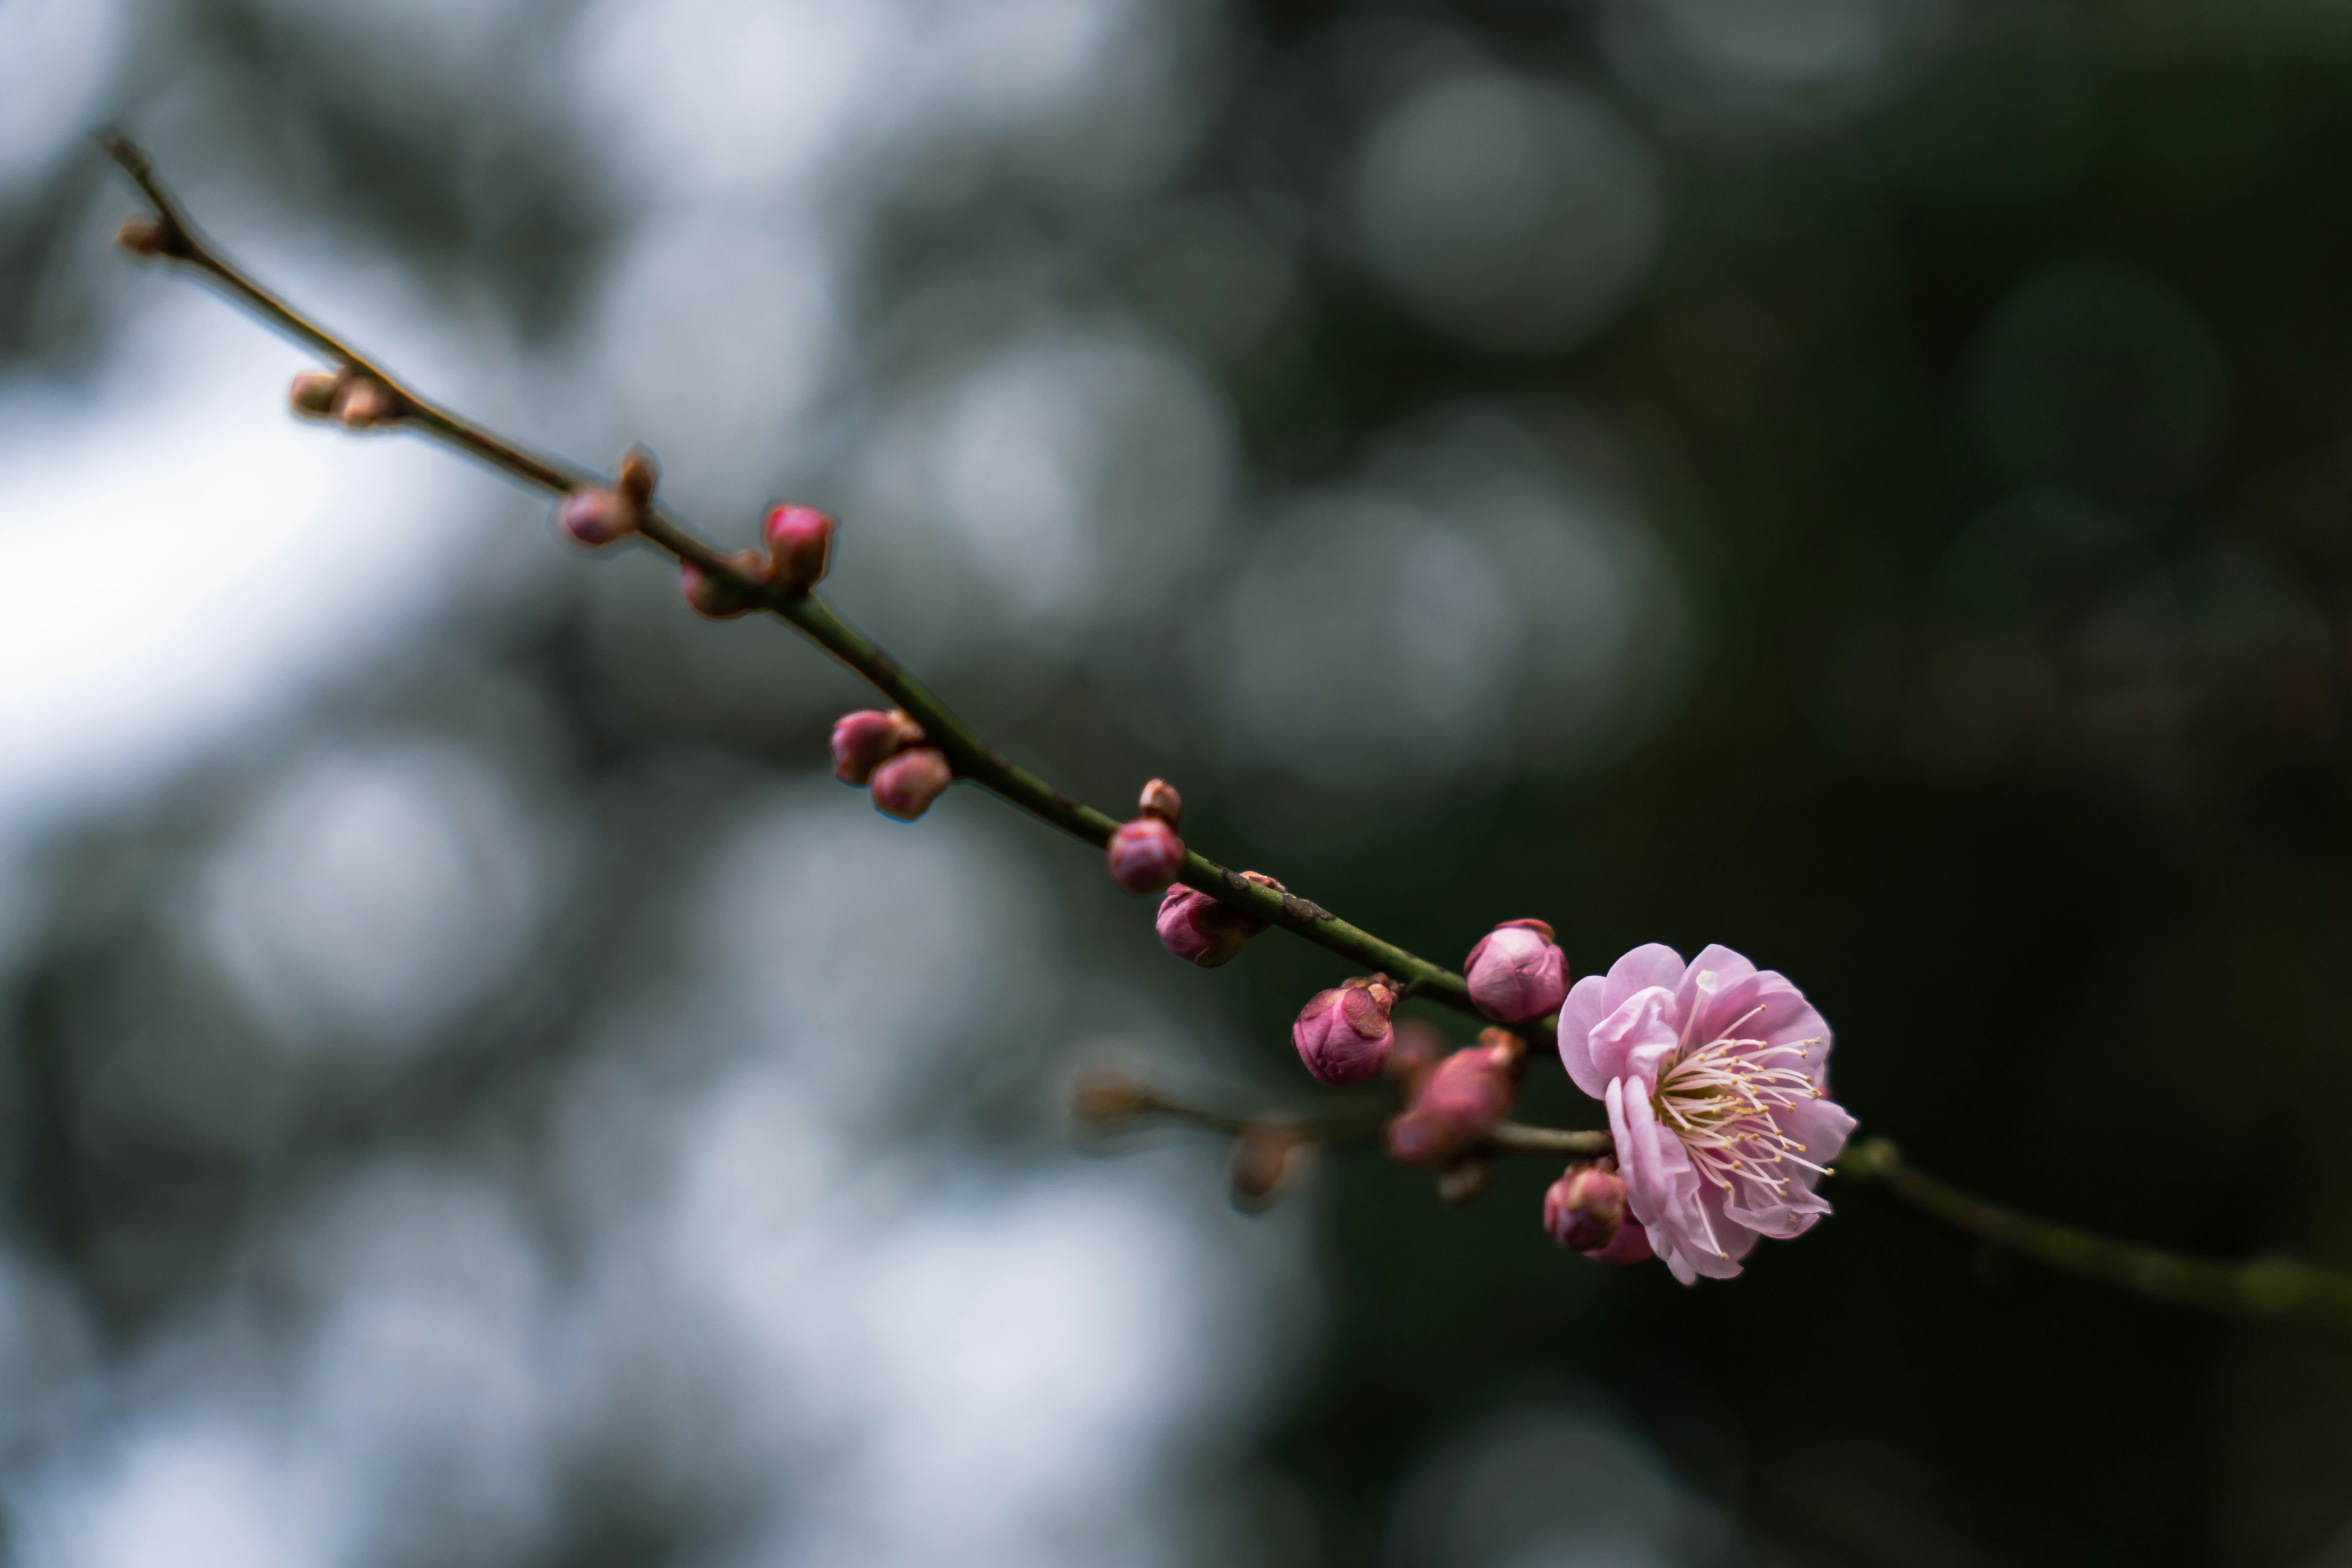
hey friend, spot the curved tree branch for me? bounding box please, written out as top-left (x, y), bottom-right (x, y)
top-left (104, 138), bottom-right (2352, 1340)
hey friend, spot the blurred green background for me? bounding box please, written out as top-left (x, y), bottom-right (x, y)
top-left (4, 0), bottom-right (2351, 1563)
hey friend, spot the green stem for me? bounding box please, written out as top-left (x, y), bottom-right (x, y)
top-left (1841, 1138), bottom-right (2352, 1339)
top-left (101, 138), bottom-right (1482, 1019)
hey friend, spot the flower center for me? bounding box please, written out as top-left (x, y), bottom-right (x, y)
top-left (1651, 1001), bottom-right (1828, 1204)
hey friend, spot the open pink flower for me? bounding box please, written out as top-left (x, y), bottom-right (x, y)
top-left (1558, 943), bottom-right (1855, 1284)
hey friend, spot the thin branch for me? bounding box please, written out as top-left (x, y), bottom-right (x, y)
top-left (100, 137), bottom-right (1493, 1019)
top-left (1840, 1138), bottom-right (2352, 1340)
top-left (109, 143), bottom-right (2352, 1340)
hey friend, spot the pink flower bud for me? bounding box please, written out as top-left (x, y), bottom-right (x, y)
top-left (1542, 1159), bottom-right (1653, 1264)
top-left (1155, 888), bottom-right (1257, 967)
top-left (289, 371), bottom-right (342, 419)
top-left (332, 377), bottom-right (399, 430)
top-left (1292, 974), bottom-right (1395, 1085)
top-left (763, 503), bottom-right (837, 595)
top-left (1106, 816), bottom-right (1186, 894)
top-left (681, 552), bottom-right (763, 620)
top-left (556, 488), bottom-right (638, 549)
top-left (871, 746), bottom-right (953, 821)
top-left (830, 708), bottom-right (925, 785)
top-left (617, 446), bottom-right (660, 509)
top-left (1137, 778), bottom-right (1182, 826)
top-left (1385, 1038), bottom-right (1521, 1169)
top-left (1464, 918), bottom-right (1568, 1022)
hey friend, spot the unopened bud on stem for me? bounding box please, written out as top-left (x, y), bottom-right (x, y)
top-left (1155, 871), bottom-right (1280, 967)
top-left (763, 504), bottom-right (837, 595)
top-left (1107, 815), bottom-right (1186, 894)
top-left (831, 709), bottom-right (925, 785)
top-left (1542, 1158), bottom-right (1653, 1265)
top-left (1292, 974), bottom-right (1395, 1085)
top-left (1464, 919), bottom-right (1569, 1022)
top-left (871, 747), bottom-right (954, 821)
top-left (1137, 778), bottom-right (1182, 826)
top-left (556, 488), bottom-right (636, 549)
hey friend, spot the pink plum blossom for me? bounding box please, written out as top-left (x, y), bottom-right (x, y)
top-left (1558, 943), bottom-right (1855, 1284)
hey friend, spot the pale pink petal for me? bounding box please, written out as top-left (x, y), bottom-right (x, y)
top-left (1600, 944), bottom-right (1687, 1016)
top-left (1603, 1079), bottom-right (1666, 1222)
top-left (1686, 971), bottom-right (1833, 1092)
top-left (1610, 1077), bottom-right (1713, 1286)
top-left (1672, 943), bottom-right (1758, 1034)
top-left (1611, 1082), bottom-right (1698, 1286)
top-left (1682, 966), bottom-right (1796, 1055)
top-left (1557, 974), bottom-right (1613, 1098)
top-left (1780, 1093), bottom-right (1856, 1172)
top-left (1588, 987), bottom-right (1679, 1093)
top-left (1687, 1184), bottom-right (1758, 1276)
top-left (1726, 1185), bottom-right (1830, 1240)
